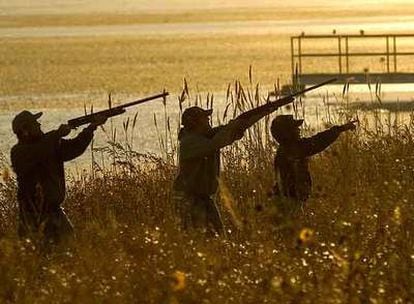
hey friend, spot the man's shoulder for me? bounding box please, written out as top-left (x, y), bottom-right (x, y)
top-left (205, 125), bottom-right (228, 139)
top-left (180, 132), bottom-right (210, 149)
top-left (212, 125), bottom-right (225, 133)
top-left (277, 139), bottom-right (302, 149)
top-left (277, 140), bottom-right (306, 157)
top-left (11, 142), bottom-right (24, 155)
top-left (11, 142), bottom-right (19, 150)
top-left (10, 142), bottom-right (26, 166)
top-left (179, 126), bottom-right (224, 141)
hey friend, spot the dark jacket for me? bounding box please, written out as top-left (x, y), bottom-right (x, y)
top-left (174, 107), bottom-right (273, 197)
top-left (173, 122), bottom-right (242, 197)
top-left (274, 127), bottom-right (341, 201)
top-left (11, 127), bottom-right (95, 216)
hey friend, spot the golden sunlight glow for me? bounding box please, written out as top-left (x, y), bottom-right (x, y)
top-left (0, 0), bottom-right (412, 15)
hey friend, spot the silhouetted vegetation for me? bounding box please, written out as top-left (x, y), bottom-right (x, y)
top-left (0, 80), bottom-right (413, 303)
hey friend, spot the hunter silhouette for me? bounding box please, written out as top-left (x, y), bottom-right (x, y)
top-left (173, 97), bottom-right (294, 235)
top-left (271, 114), bottom-right (356, 214)
top-left (11, 110), bottom-right (106, 244)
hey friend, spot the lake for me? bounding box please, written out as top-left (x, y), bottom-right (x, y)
top-left (1, 11), bottom-right (413, 172)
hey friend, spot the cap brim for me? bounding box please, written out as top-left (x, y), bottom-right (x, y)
top-left (294, 119), bottom-right (304, 127)
top-left (204, 109), bottom-right (213, 116)
top-left (33, 112), bottom-right (43, 119)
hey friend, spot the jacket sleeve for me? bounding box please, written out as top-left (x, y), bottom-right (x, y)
top-left (234, 103), bottom-right (278, 132)
top-left (180, 125), bottom-right (239, 160)
top-left (60, 125), bottom-right (95, 162)
top-left (298, 127), bottom-right (341, 157)
top-left (11, 131), bottom-right (60, 175)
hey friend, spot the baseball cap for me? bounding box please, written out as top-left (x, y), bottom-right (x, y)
top-left (12, 110), bottom-right (43, 134)
top-left (271, 115), bottom-right (304, 136)
top-left (181, 106), bottom-right (212, 127)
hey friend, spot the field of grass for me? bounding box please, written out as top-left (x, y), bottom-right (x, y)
top-left (0, 82), bottom-right (413, 303)
top-left (0, 6), bottom-right (414, 303)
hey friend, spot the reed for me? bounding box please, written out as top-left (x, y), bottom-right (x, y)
top-left (0, 78), bottom-right (413, 303)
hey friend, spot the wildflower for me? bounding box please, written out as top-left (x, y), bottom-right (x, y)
top-left (393, 206), bottom-right (401, 225)
top-left (170, 270), bottom-right (186, 292)
top-left (330, 249), bottom-right (349, 272)
top-left (270, 275), bottom-right (283, 290)
top-left (298, 228), bottom-right (314, 245)
top-left (2, 167), bottom-right (10, 182)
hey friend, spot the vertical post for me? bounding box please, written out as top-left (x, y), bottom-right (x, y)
top-left (345, 36), bottom-right (349, 74)
top-left (338, 36), bottom-right (342, 74)
top-left (386, 36), bottom-right (390, 73)
top-left (291, 36), bottom-right (295, 83)
top-left (298, 36), bottom-right (302, 75)
top-left (393, 35), bottom-right (397, 72)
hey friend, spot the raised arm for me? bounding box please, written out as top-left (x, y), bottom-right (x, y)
top-left (234, 78), bottom-right (337, 132)
top-left (60, 115), bottom-right (107, 161)
top-left (298, 122), bottom-right (356, 157)
top-left (60, 125), bottom-right (96, 161)
top-left (179, 125), bottom-right (242, 160)
top-left (235, 96), bottom-right (295, 131)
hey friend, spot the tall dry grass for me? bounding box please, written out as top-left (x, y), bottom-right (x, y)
top-left (0, 77), bottom-right (413, 303)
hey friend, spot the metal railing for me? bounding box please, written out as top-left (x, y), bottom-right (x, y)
top-left (291, 33), bottom-right (414, 84)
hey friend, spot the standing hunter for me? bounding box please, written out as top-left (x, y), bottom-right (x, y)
top-left (173, 95), bottom-right (294, 235)
top-left (11, 110), bottom-right (106, 244)
top-left (270, 114), bottom-right (357, 216)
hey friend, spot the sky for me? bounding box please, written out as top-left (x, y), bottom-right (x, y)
top-left (0, 0), bottom-right (413, 15)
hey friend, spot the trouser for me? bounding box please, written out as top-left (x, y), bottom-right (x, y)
top-left (173, 191), bottom-right (224, 235)
top-left (275, 196), bottom-right (305, 217)
top-left (19, 207), bottom-right (74, 244)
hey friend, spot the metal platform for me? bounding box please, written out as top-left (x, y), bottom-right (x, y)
top-left (290, 33), bottom-right (414, 85)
